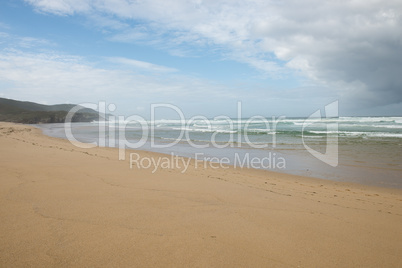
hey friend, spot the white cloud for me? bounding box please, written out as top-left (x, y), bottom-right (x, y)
top-left (26, 0), bottom-right (91, 15)
top-left (87, 13), bottom-right (130, 31)
top-left (24, 0), bottom-right (402, 110)
top-left (0, 22), bottom-right (10, 30)
top-left (6, 0), bottom-right (399, 115)
top-left (0, 49), bottom-right (241, 115)
top-left (0, 31), bottom-right (55, 49)
top-left (108, 57), bottom-right (178, 73)
top-left (17, 37), bottom-right (54, 48)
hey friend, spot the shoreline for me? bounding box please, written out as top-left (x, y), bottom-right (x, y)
top-left (37, 122), bottom-right (402, 189)
top-left (1, 122), bottom-right (402, 267)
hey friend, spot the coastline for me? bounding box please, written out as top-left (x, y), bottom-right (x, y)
top-left (36, 122), bottom-right (402, 189)
top-left (1, 122), bottom-right (401, 266)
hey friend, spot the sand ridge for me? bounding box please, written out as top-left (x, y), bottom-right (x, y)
top-left (0, 122), bottom-right (401, 267)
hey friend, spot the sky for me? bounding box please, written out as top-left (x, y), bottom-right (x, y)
top-left (0, 0), bottom-right (401, 118)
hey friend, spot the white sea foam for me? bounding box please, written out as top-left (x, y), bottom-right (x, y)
top-left (93, 116), bottom-right (402, 139)
top-left (308, 130), bottom-right (402, 138)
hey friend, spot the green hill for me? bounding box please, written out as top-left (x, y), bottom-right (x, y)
top-left (0, 98), bottom-right (104, 124)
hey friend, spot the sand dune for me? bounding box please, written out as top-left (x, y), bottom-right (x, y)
top-left (0, 122), bottom-right (401, 267)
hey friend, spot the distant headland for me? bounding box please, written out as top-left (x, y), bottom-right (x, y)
top-left (0, 97), bottom-right (103, 124)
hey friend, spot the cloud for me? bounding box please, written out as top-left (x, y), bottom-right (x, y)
top-left (0, 22), bottom-right (10, 29)
top-left (24, 0), bottom-right (402, 111)
top-left (0, 49), bottom-right (241, 115)
top-left (25, 0), bottom-right (91, 16)
top-left (0, 31), bottom-right (55, 50)
top-left (108, 57), bottom-right (178, 73)
top-left (86, 13), bottom-right (130, 31)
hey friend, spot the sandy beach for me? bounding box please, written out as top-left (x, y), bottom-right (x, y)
top-left (0, 122), bottom-right (401, 267)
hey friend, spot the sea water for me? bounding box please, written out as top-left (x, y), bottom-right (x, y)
top-left (37, 116), bottom-right (402, 188)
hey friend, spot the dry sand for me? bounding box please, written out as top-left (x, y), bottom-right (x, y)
top-left (0, 122), bottom-right (401, 267)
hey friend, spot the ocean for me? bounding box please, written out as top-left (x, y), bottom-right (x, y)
top-left (38, 116), bottom-right (402, 188)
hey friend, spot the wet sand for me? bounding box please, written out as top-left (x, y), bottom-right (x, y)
top-left (0, 122), bottom-right (401, 267)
